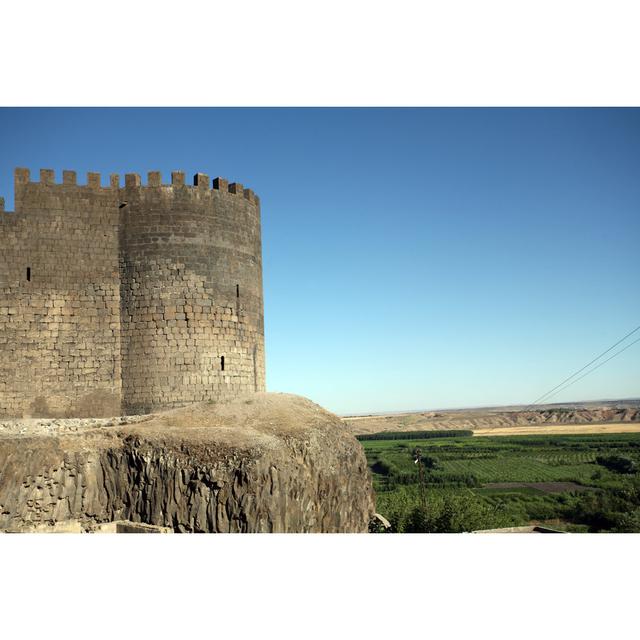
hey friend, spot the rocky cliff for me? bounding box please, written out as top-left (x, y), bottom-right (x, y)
top-left (0, 394), bottom-right (374, 532)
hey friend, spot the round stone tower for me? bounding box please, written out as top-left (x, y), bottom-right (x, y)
top-left (118, 171), bottom-right (265, 414)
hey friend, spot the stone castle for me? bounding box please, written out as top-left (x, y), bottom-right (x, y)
top-left (0, 168), bottom-right (265, 418)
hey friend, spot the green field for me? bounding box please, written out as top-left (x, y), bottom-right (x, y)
top-left (360, 432), bottom-right (640, 532)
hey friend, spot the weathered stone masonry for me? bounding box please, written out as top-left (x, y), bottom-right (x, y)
top-left (0, 168), bottom-right (265, 417)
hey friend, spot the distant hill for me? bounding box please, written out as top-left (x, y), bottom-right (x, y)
top-left (342, 400), bottom-right (640, 436)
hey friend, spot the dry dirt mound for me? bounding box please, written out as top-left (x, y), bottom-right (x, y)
top-left (0, 393), bottom-right (374, 533)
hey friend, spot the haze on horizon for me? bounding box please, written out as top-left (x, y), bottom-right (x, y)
top-left (339, 396), bottom-right (640, 418)
top-left (0, 107), bottom-right (638, 415)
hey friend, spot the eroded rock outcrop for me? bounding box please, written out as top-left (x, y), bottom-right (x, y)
top-left (0, 394), bottom-right (374, 532)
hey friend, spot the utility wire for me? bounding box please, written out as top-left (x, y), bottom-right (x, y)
top-left (527, 322), bottom-right (640, 409)
top-left (539, 334), bottom-right (640, 405)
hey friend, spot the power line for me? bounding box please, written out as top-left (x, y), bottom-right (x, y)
top-left (527, 322), bottom-right (640, 409)
top-left (540, 334), bottom-right (640, 405)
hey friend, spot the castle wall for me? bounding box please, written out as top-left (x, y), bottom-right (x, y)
top-left (119, 172), bottom-right (265, 414)
top-left (0, 169), bottom-right (122, 417)
top-left (0, 168), bottom-right (266, 418)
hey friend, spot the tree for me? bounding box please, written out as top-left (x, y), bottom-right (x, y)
top-left (595, 455), bottom-right (636, 474)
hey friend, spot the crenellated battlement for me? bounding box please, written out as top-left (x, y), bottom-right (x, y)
top-left (12, 168), bottom-right (259, 204)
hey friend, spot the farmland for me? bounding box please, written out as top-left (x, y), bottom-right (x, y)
top-left (361, 431), bottom-right (640, 532)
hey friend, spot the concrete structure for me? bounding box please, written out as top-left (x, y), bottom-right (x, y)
top-left (0, 168), bottom-right (265, 417)
top-left (93, 520), bottom-right (172, 533)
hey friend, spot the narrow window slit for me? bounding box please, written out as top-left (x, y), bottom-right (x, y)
top-left (220, 355), bottom-right (225, 371)
top-left (26, 267), bottom-right (31, 282)
top-left (236, 284), bottom-right (240, 298)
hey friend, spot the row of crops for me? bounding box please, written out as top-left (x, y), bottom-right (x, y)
top-left (362, 431), bottom-right (640, 531)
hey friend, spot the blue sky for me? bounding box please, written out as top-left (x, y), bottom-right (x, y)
top-left (1, 108), bottom-right (638, 414)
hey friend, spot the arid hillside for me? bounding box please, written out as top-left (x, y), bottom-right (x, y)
top-left (342, 401), bottom-right (640, 436)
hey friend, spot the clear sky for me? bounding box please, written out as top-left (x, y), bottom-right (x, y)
top-left (1, 108), bottom-right (638, 414)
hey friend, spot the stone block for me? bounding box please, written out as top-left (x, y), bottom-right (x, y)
top-left (171, 171), bottom-right (185, 186)
top-left (147, 171), bottom-right (162, 187)
top-left (40, 169), bottom-right (55, 184)
top-left (193, 173), bottom-right (210, 188)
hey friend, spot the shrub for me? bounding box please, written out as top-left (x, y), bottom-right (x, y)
top-left (595, 455), bottom-right (636, 474)
top-left (357, 430), bottom-right (473, 441)
top-left (375, 487), bottom-right (514, 533)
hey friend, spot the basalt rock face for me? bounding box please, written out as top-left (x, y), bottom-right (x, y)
top-left (0, 394), bottom-right (374, 533)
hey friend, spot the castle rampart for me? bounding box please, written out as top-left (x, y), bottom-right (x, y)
top-left (0, 168), bottom-right (265, 417)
